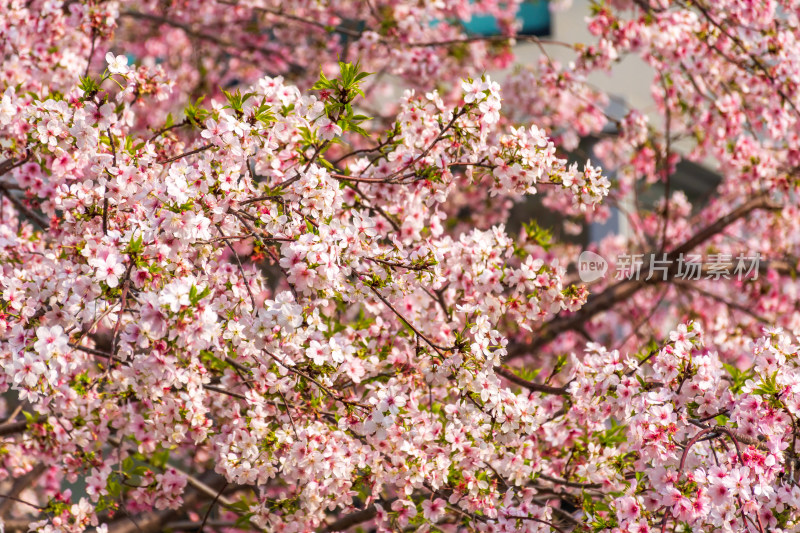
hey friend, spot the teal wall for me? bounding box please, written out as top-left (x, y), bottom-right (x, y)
top-left (462, 1), bottom-right (551, 36)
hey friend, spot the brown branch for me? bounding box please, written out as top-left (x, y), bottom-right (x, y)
top-left (216, 1), bottom-right (573, 56)
top-left (69, 342), bottom-right (122, 361)
top-left (494, 366), bottom-right (569, 396)
top-left (669, 194), bottom-right (779, 257)
top-left (660, 427), bottom-right (718, 533)
top-left (105, 473), bottom-right (224, 533)
top-left (110, 265), bottom-right (134, 359)
top-left (0, 419), bottom-right (31, 438)
top-left (365, 256), bottom-right (433, 272)
top-left (0, 184), bottom-right (48, 230)
top-left (319, 500), bottom-right (398, 532)
top-left (365, 284), bottom-right (452, 356)
top-left (323, 507), bottom-right (376, 532)
top-left (507, 194), bottom-right (781, 359)
top-left (198, 481), bottom-right (228, 533)
top-left (1, 519), bottom-right (40, 533)
top-left (147, 119), bottom-right (189, 143)
top-left (0, 157), bottom-right (28, 175)
top-left (158, 144), bottom-right (213, 165)
top-left (0, 464), bottom-right (47, 516)
top-left (381, 108), bottom-right (468, 182)
top-left (263, 350), bottom-right (369, 410)
top-left (73, 343), bottom-right (250, 403)
top-left (0, 157), bottom-right (48, 230)
top-left (270, 387), bottom-right (299, 441)
top-left (121, 11), bottom-right (287, 61)
top-left (203, 384), bottom-right (247, 401)
top-left (674, 280), bottom-right (771, 324)
top-left (687, 0), bottom-right (800, 118)
top-left (84, 29), bottom-right (97, 78)
top-left (330, 173), bottom-right (392, 183)
top-left (404, 34), bottom-right (575, 50)
top-left (164, 520), bottom-right (239, 531)
top-left (658, 73), bottom-right (672, 253)
top-left (216, 224), bottom-right (257, 310)
top-left (216, 0), bottom-right (363, 38)
top-left (513, 515), bottom-right (568, 533)
top-left (536, 472), bottom-right (603, 490)
top-left (688, 419), bottom-right (768, 451)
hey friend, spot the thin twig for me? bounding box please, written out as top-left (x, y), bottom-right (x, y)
top-left (365, 283), bottom-right (452, 356)
top-left (216, 224), bottom-right (257, 309)
top-left (494, 366), bottom-right (570, 396)
top-left (158, 144), bottom-right (213, 165)
top-left (198, 481), bottom-right (229, 533)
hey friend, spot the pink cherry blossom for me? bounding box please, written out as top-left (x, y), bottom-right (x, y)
top-left (1, 1), bottom-right (800, 532)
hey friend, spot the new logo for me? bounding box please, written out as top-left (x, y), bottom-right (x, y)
top-left (578, 251), bottom-right (607, 283)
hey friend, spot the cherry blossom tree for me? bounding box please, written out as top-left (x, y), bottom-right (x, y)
top-left (1, 1), bottom-right (800, 532)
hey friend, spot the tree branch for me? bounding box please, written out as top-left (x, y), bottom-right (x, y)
top-left (507, 194), bottom-right (781, 359)
top-left (494, 366), bottom-right (569, 396)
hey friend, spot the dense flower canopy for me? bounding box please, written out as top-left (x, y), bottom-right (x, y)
top-left (1, 1), bottom-right (800, 532)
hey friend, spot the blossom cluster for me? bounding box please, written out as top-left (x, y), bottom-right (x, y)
top-left (1, 1), bottom-right (800, 532)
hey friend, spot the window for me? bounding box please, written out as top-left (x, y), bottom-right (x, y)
top-left (462, 1), bottom-right (551, 37)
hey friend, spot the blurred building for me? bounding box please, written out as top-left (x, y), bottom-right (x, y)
top-left (473, 0), bottom-right (720, 242)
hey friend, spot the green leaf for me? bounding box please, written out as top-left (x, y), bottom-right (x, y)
top-left (752, 370), bottom-right (780, 396)
top-left (550, 354), bottom-right (568, 378)
top-left (522, 219), bottom-right (553, 251)
top-left (228, 499), bottom-right (251, 513)
top-left (722, 362), bottom-right (754, 394)
top-left (312, 69), bottom-right (334, 91)
top-left (189, 285), bottom-right (211, 306)
top-left (515, 366), bottom-right (543, 382)
top-left (598, 419), bottom-right (628, 446)
top-left (199, 349), bottom-right (227, 373)
top-left (222, 89), bottom-right (254, 112)
top-left (636, 339), bottom-right (659, 361)
top-left (106, 477), bottom-right (122, 499)
top-left (78, 75), bottom-right (101, 97)
top-left (150, 448), bottom-right (170, 469)
top-left (185, 96), bottom-right (208, 127)
top-left (127, 233), bottom-right (143, 255)
top-left (234, 513), bottom-right (255, 528)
